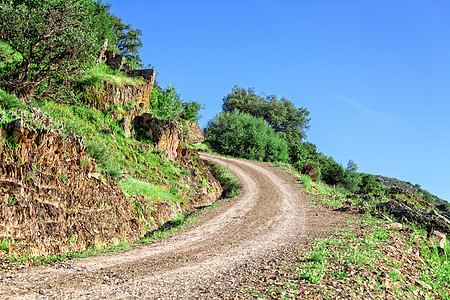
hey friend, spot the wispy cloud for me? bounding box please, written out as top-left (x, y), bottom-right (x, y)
top-left (333, 95), bottom-right (397, 123)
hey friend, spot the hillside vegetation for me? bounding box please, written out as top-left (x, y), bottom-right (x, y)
top-left (205, 86), bottom-right (449, 232)
top-left (0, 0), bottom-right (222, 262)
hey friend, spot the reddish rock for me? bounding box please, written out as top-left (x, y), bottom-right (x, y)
top-left (132, 114), bottom-right (186, 161)
top-left (0, 122), bottom-right (140, 257)
top-left (187, 121), bottom-right (205, 144)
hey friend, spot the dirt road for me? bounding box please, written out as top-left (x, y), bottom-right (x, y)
top-left (0, 154), bottom-right (339, 299)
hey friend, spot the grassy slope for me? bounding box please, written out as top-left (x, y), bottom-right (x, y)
top-left (248, 163), bottom-right (450, 299)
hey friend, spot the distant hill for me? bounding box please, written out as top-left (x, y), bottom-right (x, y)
top-left (373, 175), bottom-right (448, 209)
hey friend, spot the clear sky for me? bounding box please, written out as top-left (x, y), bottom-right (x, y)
top-left (106, 0), bottom-right (450, 201)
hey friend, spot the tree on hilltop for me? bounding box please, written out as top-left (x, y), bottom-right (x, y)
top-left (222, 85), bottom-right (310, 144)
top-left (113, 15), bottom-right (143, 68)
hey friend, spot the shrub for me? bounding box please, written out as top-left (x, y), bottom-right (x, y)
top-left (204, 111), bottom-right (288, 162)
top-left (148, 85), bottom-right (183, 120)
top-left (342, 170), bottom-right (362, 193)
top-left (359, 174), bottom-right (383, 194)
top-left (0, 88), bottom-right (23, 110)
top-left (85, 140), bottom-right (121, 178)
top-left (300, 161), bottom-right (322, 182)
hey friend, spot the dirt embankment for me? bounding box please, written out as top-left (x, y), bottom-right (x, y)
top-left (0, 123), bottom-right (139, 257)
top-left (0, 154), bottom-right (347, 299)
top-left (0, 100), bottom-right (221, 259)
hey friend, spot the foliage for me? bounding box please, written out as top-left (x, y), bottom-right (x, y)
top-left (342, 162), bottom-right (362, 193)
top-left (148, 84), bottom-right (183, 119)
top-left (0, 237), bottom-right (13, 253)
top-left (359, 174), bottom-right (383, 195)
top-left (204, 111), bottom-right (288, 163)
top-left (0, 88), bottom-right (24, 110)
top-left (181, 101), bottom-right (202, 122)
top-left (78, 63), bottom-right (144, 86)
top-left (85, 140), bottom-right (121, 178)
top-left (112, 15), bottom-right (143, 68)
top-left (0, 0), bottom-right (116, 97)
top-left (149, 84), bottom-right (202, 122)
top-left (374, 174), bottom-right (446, 206)
top-left (222, 85), bottom-right (310, 144)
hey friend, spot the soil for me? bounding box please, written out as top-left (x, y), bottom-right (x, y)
top-left (0, 153), bottom-right (353, 299)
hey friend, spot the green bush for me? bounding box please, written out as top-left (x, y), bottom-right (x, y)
top-left (359, 174), bottom-right (383, 194)
top-left (298, 160), bottom-right (322, 182)
top-left (0, 88), bottom-right (23, 110)
top-left (149, 84), bottom-right (201, 122)
top-left (342, 170), bottom-right (362, 193)
top-left (0, 0), bottom-right (117, 98)
top-left (204, 111), bottom-right (288, 162)
top-left (85, 140), bottom-right (121, 178)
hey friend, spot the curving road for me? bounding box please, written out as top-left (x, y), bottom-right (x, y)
top-left (0, 153), bottom-right (312, 299)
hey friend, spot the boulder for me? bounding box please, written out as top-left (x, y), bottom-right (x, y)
top-left (186, 121), bottom-right (204, 144)
top-left (133, 114), bottom-right (186, 161)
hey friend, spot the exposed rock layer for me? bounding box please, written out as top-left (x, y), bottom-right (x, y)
top-left (0, 116), bottom-right (220, 257)
top-left (376, 199), bottom-right (450, 235)
top-left (0, 122), bottom-right (139, 257)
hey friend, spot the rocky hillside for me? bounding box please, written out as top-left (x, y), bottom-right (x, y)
top-left (0, 72), bottom-right (222, 259)
top-left (374, 175), bottom-right (446, 206)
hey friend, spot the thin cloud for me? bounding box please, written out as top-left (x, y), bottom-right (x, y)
top-left (333, 95), bottom-right (397, 123)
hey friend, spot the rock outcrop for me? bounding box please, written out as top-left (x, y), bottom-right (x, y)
top-left (84, 81), bottom-right (154, 114)
top-left (0, 112), bottom-right (221, 258)
top-left (0, 121), bottom-right (139, 257)
top-left (132, 114), bottom-right (221, 207)
top-left (376, 199), bottom-right (450, 236)
top-left (186, 121), bottom-right (205, 144)
top-left (83, 70), bottom-right (155, 138)
top-left (133, 114), bottom-right (184, 161)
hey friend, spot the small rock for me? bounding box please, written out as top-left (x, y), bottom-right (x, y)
top-left (383, 278), bottom-right (393, 289)
top-left (387, 222), bottom-right (403, 230)
top-left (430, 230), bottom-right (447, 247)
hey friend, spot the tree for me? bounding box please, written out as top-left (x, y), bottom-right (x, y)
top-left (204, 111), bottom-right (288, 162)
top-left (113, 16), bottom-right (143, 68)
top-left (359, 174), bottom-right (383, 194)
top-left (0, 0), bottom-right (116, 97)
top-left (149, 84), bottom-right (202, 122)
top-left (222, 85), bottom-right (310, 143)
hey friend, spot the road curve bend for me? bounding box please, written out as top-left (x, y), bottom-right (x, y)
top-left (0, 154), bottom-right (309, 299)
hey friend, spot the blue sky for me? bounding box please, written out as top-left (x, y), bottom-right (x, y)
top-left (106, 0), bottom-right (450, 201)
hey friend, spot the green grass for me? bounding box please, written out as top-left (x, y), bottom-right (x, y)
top-left (0, 88), bottom-right (24, 110)
top-left (118, 177), bottom-right (178, 204)
top-left (254, 165), bottom-right (450, 298)
top-left (78, 63), bottom-right (144, 86)
top-left (0, 238), bottom-right (13, 253)
top-left (260, 216), bottom-right (449, 298)
top-left (206, 161), bottom-right (242, 198)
